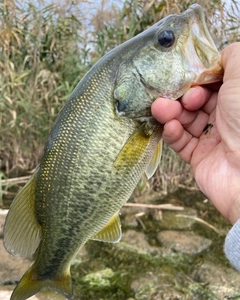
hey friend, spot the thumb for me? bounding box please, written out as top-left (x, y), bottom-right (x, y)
top-left (217, 43), bottom-right (240, 154)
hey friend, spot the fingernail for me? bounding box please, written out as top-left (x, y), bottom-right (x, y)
top-left (182, 87), bottom-right (201, 105)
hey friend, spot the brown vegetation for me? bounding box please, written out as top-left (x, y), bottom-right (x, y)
top-left (0, 0), bottom-right (239, 200)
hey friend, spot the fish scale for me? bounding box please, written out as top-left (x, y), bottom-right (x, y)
top-left (33, 65), bottom-right (146, 276)
top-left (3, 4), bottom-right (223, 300)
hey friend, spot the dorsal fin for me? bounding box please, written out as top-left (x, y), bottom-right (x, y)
top-left (4, 174), bottom-right (42, 258)
top-left (145, 139), bottom-right (163, 179)
top-left (91, 212), bottom-right (122, 243)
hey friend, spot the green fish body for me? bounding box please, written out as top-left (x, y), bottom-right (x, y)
top-left (4, 4), bottom-right (222, 300)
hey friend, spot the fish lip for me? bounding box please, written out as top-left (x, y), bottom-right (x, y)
top-left (187, 4), bottom-right (217, 53)
top-left (184, 4), bottom-right (223, 85)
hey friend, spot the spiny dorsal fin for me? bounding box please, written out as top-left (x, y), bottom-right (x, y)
top-left (145, 139), bottom-right (163, 179)
top-left (4, 173), bottom-right (41, 258)
top-left (91, 212), bottom-right (122, 243)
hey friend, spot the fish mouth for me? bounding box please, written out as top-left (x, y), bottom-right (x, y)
top-left (184, 4), bottom-right (223, 85)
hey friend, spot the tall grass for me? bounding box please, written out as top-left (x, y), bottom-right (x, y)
top-left (0, 1), bottom-right (91, 174)
top-left (0, 0), bottom-right (239, 193)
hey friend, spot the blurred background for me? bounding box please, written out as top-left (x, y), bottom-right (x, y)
top-left (0, 0), bottom-right (239, 199)
top-left (1, 1), bottom-right (240, 299)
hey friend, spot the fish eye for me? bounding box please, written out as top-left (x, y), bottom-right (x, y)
top-left (158, 30), bottom-right (175, 48)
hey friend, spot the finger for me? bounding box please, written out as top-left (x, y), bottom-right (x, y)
top-left (178, 109), bottom-right (210, 138)
top-left (191, 124), bottom-right (221, 169)
top-left (181, 86), bottom-right (215, 113)
top-left (152, 96), bottom-right (212, 138)
top-left (201, 92), bottom-right (218, 115)
top-left (162, 119), bottom-right (198, 163)
top-left (218, 43), bottom-right (240, 154)
top-left (221, 43), bottom-right (240, 81)
top-left (177, 92), bottom-right (218, 137)
top-left (151, 97), bottom-right (182, 124)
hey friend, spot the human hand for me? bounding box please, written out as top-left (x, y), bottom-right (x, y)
top-left (151, 42), bottom-right (240, 224)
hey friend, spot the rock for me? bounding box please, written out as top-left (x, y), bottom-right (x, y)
top-left (121, 206), bottom-right (146, 228)
top-left (0, 286), bottom-right (65, 300)
top-left (159, 207), bottom-right (198, 230)
top-left (73, 245), bottom-right (89, 265)
top-left (121, 230), bottom-right (160, 255)
top-left (0, 209), bottom-right (8, 238)
top-left (0, 288), bottom-right (13, 300)
top-left (192, 261), bottom-right (240, 298)
top-left (0, 239), bottom-right (32, 285)
top-left (122, 213), bottom-right (139, 228)
top-left (157, 230), bottom-right (212, 255)
top-left (131, 273), bottom-right (183, 300)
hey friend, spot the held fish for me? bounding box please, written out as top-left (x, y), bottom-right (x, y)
top-left (4, 4), bottom-right (223, 300)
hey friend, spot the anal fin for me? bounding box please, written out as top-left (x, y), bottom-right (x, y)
top-left (91, 212), bottom-right (122, 243)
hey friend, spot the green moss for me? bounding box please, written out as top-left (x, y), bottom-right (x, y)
top-left (71, 189), bottom-right (239, 300)
top-left (72, 236), bottom-right (201, 299)
top-left (186, 283), bottom-right (216, 299)
top-left (74, 268), bottom-right (132, 300)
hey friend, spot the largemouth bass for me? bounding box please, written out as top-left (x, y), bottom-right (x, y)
top-left (4, 4), bottom-right (222, 300)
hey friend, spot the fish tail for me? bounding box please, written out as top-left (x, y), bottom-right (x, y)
top-left (11, 264), bottom-right (73, 300)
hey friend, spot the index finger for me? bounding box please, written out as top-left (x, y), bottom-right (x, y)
top-left (181, 85), bottom-right (216, 113)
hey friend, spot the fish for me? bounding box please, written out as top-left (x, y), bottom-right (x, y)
top-left (3, 4), bottom-right (223, 300)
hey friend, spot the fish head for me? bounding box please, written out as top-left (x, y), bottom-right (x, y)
top-left (177, 4), bottom-right (223, 86)
top-left (114, 4), bottom-right (223, 120)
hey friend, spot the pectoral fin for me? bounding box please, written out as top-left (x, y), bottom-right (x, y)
top-left (113, 123), bottom-right (151, 173)
top-left (4, 173), bottom-right (41, 258)
top-left (91, 212), bottom-right (122, 243)
top-left (145, 139), bottom-right (163, 179)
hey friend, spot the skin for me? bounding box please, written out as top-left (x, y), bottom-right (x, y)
top-left (151, 42), bottom-right (240, 225)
